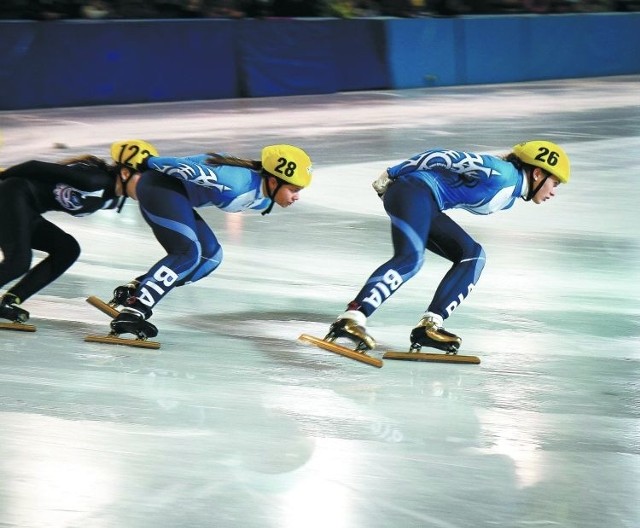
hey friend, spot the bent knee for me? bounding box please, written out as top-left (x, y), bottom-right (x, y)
top-left (58, 233), bottom-right (81, 260)
top-left (170, 240), bottom-right (203, 268)
top-left (50, 234), bottom-right (81, 272)
top-left (472, 244), bottom-right (486, 270)
top-left (467, 244), bottom-right (486, 283)
top-left (203, 245), bottom-right (223, 268)
top-left (194, 246), bottom-right (224, 280)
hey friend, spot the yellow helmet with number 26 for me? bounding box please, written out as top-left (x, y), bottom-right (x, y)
top-left (261, 144), bottom-right (313, 188)
top-left (111, 139), bottom-right (158, 171)
top-left (512, 140), bottom-right (570, 184)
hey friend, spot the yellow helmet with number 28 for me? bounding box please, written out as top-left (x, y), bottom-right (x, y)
top-left (111, 139), bottom-right (159, 171)
top-left (261, 144), bottom-right (313, 188)
top-left (512, 140), bottom-right (570, 184)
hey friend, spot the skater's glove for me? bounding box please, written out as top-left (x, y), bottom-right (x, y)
top-left (372, 170), bottom-right (392, 199)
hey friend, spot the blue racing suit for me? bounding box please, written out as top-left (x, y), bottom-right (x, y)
top-left (350, 149), bottom-right (526, 321)
top-left (131, 155), bottom-right (270, 312)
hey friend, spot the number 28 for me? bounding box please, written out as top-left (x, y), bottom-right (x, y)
top-left (274, 157), bottom-right (298, 178)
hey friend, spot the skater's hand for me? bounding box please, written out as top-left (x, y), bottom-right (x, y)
top-left (372, 170), bottom-right (392, 199)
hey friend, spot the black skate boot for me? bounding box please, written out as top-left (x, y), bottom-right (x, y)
top-left (410, 315), bottom-right (461, 354)
top-left (110, 302), bottom-right (157, 339)
top-left (325, 310), bottom-right (376, 351)
top-left (0, 294), bottom-right (30, 323)
top-left (110, 279), bottom-right (140, 306)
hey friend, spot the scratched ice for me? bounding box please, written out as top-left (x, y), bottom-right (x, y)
top-left (0, 76), bottom-right (638, 528)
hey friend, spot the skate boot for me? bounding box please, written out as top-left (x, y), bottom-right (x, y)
top-left (0, 294), bottom-right (30, 323)
top-left (110, 279), bottom-right (140, 306)
top-left (325, 310), bottom-right (376, 351)
top-left (410, 314), bottom-right (461, 354)
top-left (110, 301), bottom-right (157, 339)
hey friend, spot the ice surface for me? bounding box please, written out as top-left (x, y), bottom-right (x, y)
top-left (1, 76), bottom-right (639, 528)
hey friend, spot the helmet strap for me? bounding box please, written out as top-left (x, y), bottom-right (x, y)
top-left (116, 196), bottom-right (127, 213)
top-left (116, 167), bottom-right (132, 213)
top-left (523, 168), bottom-right (548, 202)
top-left (261, 176), bottom-right (284, 216)
top-left (118, 167), bottom-right (132, 197)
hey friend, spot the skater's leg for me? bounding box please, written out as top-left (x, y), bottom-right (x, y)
top-left (426, 214), bottom-right (486, 320)
top-left (329, 178), bottom-right (437, 348)
top-left (130, 172), bottom-right (204, 312)
top-left (8, 218), bottom-right (80, 303)
top-left (410, 214), bottom-right (486, 352)
top-left (350, 178), bottom-right (436, 316)
top-left (175, 211), bottom-right (223, 286)
top-left (111, 173), bottom-right (206, 336)
top-left (0, 179), bottom-right (38, 294)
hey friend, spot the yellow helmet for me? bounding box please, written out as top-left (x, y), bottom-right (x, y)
top-left (261, 144), bottom-right (312, 188)
top-left (512, 140), bottom-right (570, 184)
top-left (111, 139), bottom-right (158, 171)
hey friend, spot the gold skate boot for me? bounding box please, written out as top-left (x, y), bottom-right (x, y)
top-left (410, 315), bottom-right (461, 354)
top-left (325, 310), bottom-right (376, 351)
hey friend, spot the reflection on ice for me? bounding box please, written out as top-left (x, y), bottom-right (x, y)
top-left (1, 77), bottom-right (639, 528)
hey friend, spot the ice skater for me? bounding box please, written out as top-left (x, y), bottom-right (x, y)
top-left (106, 144), bottom-right (313, 340)
top-left (0, 139), bottom-right (157, 328)
top-left (326, 140), bottom-right (571, 354)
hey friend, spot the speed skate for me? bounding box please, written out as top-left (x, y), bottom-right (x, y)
top-left (84, 295), bottom-right (160, 350)
top-left (298, 334), bottom-right (383, 368)
top-left (0, 321), bottom-right (36, 332)
top-left (382, 346), bottom-right (480, 365)
top-left (0, 301), bottom-right (36, 332)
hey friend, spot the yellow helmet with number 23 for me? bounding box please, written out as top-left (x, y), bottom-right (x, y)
top-left (261, 144), bottom-right (313, 188)
top-left (111, 139), bottom-right (159, 171)
top-left (512, 140), bottom-right (570, 184)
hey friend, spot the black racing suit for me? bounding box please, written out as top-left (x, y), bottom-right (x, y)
top-left (0, 158), bottom-right (120, 303)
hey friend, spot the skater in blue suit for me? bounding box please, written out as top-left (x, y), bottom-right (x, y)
top-left (325, 140), bottom-right (571, 354)
top-left (108, 144), bottom-right (313, 339)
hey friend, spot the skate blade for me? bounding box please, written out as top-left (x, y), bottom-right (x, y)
top-left (86, 296), bottom-right (120, 318)
top-left (382, 350), bottom-right (480, 364)
top-left (0, 321), bottom-right (36, 332)
top-left (298, 334), bottom-right (383, 368)
top-left (85, 334), bottom-right (160, 350)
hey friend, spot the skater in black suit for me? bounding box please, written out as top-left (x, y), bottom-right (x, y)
top-left (0, 139), bottom-right (157, 325)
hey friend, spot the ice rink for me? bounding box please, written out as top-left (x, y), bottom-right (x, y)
top-left (1, 76), bottom-right (639, 528)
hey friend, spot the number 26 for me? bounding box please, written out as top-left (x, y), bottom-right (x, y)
top-left (535, 147), bottom-right (559, 166)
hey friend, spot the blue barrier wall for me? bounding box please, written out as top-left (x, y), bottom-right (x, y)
top-left (0, 19), bottom-right (239, 109)
top-left (385, 13), bottom-right (640, 88)
top-left (1, 14), bottom-right (638, 110)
